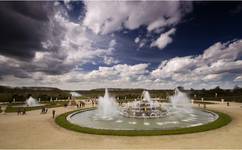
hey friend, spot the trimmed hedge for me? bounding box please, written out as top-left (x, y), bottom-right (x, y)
top-left (55, 108), bottom-right (231, 136)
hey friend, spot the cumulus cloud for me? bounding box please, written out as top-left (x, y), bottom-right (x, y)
top-left (234, 75), bottom-right (242, 81)
top-left (202, 74), bottom-right (224, 82)
top-left (0, 1), bottom-right (241, 90)
top-left (83, 1), bottom-right (191, 49)
top-left (83, 1), bottom-right (192, 35)
top-left (134, 37), bottom-right (140, 43)
top-left (151, 39), bottom-right (242, 87)
top-left (0, 2), bottom-right (118, 78)
top-left (103, 56), bottom-right (119, 65)
top-left (85, 64), bottom-right (149, 81)
top-left (1, 39), bottom-right (242, 90)
top-left (150, 28), bottom-right (176, 49)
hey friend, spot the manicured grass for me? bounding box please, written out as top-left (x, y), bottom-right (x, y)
top-left (55, 108), bottom-right (232, 136)
top-left (5, 101), bottom-right (68, 113)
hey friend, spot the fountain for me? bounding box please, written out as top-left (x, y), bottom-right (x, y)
top-left (120, 90), bottom-right (167, 118)
top-left (96, 88), bottom-right (119, 119)
top-left (11, 97), bottom-right (45, 108)
top-left (26, 96), bottom-right (40, 107)
top-left (168, 88), bottom-right (193, 114)
top-left (67, 88), bottom-right (219, 131)
top-left (1, 105), bottom-right (7, 114)
top-left (170, 88), bottom-right (191, 108)
top-left (70, 92), bottom-right (81, 97)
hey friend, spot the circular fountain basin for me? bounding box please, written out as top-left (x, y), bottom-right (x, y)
top-left (67, 108), bottom-right (218, 130)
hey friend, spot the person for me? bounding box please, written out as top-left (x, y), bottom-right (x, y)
top-left (41, 107), bottom-right (45, 114)
top-left (17, 108), bottom-right (21, 115)
top-left (203, 104), bottom-right (206, 109)
top-left (227, 102), bottom-right (230, 106)
top-left (92, 100), bottom-right (94, 107)
top-left (52, 109), bottom-right (56, 118)
top-left (64, 103), bottom-right (67, 108)
top-left (22, 108), bottom-right (26, 115)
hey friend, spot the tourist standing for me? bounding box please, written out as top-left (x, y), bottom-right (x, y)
top-left (92, 100), bottom-right (94, 107)
top-left (22, 108), bottom-right (26, 115)
top-left (52, 109), bottom-right (56, 118)
top-left (17, 108), bottom-right (21, 115)
top-left (41, 107), bottom-right (45, 114)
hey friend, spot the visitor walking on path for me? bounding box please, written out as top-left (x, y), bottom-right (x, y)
top-left (22, 108), bottom-right (26, 115)
top-left (52, 109), bottom-right (56, 118)
top-left (17, 108), bottom-right (21, 115)
top-left (41, 107), bottom-right (45, 114)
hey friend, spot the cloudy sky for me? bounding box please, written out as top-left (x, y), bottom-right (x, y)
top-left (0, 1), bottom-right (242, 90)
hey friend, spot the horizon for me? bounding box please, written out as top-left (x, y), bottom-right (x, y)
top-left (0, 84), bottom-right (239, 91)
top-left (0, 1), bottom-right (242, 90)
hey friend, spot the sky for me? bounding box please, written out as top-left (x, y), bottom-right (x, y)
top-left (0, 1), bottom-right (242, 90)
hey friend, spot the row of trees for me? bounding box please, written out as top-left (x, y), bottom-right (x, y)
top-left (0, 86), bottom-right (71, 102)
top-left (0, 86), bottom-right (241, 103)
top-left (187, 86), bottom-right (242, 102)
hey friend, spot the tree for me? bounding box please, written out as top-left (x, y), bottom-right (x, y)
top-left (233, 85), bottom-right (241, 90)
top-left (177, 86), bottom-right (185, 91)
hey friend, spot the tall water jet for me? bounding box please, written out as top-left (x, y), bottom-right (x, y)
top-left (169, 88), bottom-right (192, 113)
top-left (141, 90), bottom-right (151, 101)
top-left (70, 91), bottom-right (81, 97)
top-left (97, 88), bottom-right (119, 119)
top-left (26, 96), bottom-right (39, 107)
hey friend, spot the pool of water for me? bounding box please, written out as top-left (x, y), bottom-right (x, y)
top-left (67, 108), bottom-right (218, 130)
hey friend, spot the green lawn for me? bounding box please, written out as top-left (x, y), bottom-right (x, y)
top-left (55, 108), bottom-right (232, 136)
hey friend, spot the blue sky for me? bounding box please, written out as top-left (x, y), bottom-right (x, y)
top-left (0, 1), bottom-right (242, 90)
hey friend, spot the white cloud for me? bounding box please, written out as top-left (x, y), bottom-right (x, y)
top-left (0, 8), bottom-right (119, 79)
top-left (150, 28), bottom-right (176, 49)
top-left (38, 10), bottom-right (116, 69)
top-left (103, 56), bottom-right (119, 65)
top-left (134, 37), bottom-right (140, 43)
top-left (151, 39), bottom-right (242, 87)
top-left (234, 75), bottom-right (242, 82)
top-left (83, 1), bottom-right (192, 35)
top-left (147, 19), bottom-right (167, 32)
top-left (109, 39), bottom-right (117, 48)
top-left (2, 39), bottom-right (242, 90)
top-left (202, 74), bottom-right (224, 82)
top-left (1, 3), bottom-right (242, 90)
top-left (202, 40), bottom-right (242, 62)
top-left (88, 63), bottom-right (149, 81)
top-left (83, 1), bottom-right (192, 49)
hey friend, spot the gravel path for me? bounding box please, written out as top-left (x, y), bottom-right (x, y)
top-left (0, 102), bottom-right (241, 149)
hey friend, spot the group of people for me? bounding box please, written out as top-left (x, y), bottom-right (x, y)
top-left (76, 102), bottom-right (86, 108)
top-left (17, 108), bottom-right (26, 115)
top-left (41, 106), bottom-right (56, 118)
top-left (41, 107), bottom-right (48, 114)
